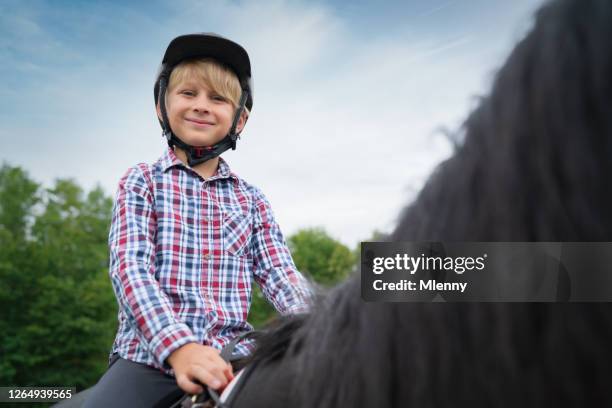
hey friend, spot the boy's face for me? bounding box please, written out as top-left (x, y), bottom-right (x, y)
top-left (157, 79), bottom-right (246, 147)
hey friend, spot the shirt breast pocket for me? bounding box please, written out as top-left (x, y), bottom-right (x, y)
top-left (222, 207), bottom-right (252, 257)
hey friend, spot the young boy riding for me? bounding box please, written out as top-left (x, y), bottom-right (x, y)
top-left (84, 33), bottom-right (313, 407)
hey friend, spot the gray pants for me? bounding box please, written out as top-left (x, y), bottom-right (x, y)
top-left (82, 354), bottom-right (184, 408)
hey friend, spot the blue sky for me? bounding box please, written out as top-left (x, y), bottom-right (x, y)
top-left (0, 0), bottom-right (545, 246)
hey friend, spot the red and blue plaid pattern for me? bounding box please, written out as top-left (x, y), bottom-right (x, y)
top-left (108, 147), bottom-right (312, 374)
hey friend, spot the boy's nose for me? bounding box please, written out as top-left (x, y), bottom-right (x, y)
top-left (193, 96), bottom-right (212, 113)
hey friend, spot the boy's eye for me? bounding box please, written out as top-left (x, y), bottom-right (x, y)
top-left (211, 94), bottom-right (227, 102)
top-left (180, 90), bottom-right (195, 96)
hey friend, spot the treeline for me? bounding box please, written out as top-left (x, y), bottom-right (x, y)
top-left (0, 164), bottom-right (360, 390)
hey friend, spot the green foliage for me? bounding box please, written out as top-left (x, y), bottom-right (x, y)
top-left (289, 227), bottom-right (356, 286)
top-left (0, 164), bottom-right (116, 390)
top-left (0, 165), bottom-right (39, 239)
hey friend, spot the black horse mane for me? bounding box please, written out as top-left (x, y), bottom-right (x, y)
top-left (246, 0), bottom-right (612, 406)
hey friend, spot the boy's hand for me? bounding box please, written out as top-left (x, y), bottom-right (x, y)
top-left (167, 343), bottom-right (234, 394)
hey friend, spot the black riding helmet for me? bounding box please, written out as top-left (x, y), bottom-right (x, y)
top-left (154, 33), bottom-right (253, 167)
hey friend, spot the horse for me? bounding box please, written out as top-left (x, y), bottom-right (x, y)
top-left (226, 0), bottom-right (612, 406)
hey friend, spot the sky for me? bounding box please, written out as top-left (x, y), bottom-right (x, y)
top-left (0, 0), bottom-right (546, 248)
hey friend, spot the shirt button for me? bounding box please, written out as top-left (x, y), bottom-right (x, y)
top-left (203, 252), bottom-right (210, 259)
top-left (202, 217), bottom-right (208, 223)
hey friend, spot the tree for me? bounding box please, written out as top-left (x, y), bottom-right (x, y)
top-left (0, 165), bottom-right (117, 390)
top-left (0, 164), bottom-right (40, 384)
top-left (289, 227), bottom-right (356, 286)
top-left (0, 165), bottom-right (39, 239)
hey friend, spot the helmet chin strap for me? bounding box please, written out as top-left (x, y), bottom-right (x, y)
top-left (158, 76), bottom-right (249, 167)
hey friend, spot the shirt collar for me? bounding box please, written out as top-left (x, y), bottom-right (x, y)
top-left (158, 146), bottom-right (237, 180)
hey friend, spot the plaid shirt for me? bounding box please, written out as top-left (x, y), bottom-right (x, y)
top-left (108, 147), bottom-right (312, 374)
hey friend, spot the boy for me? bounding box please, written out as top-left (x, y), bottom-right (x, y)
top-left (84, 33), bottom-right (313, 407)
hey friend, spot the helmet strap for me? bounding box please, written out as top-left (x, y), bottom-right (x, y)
top-left (158, 76), bottom-right (250, 167)
top-left (227, 90), bottom-right (249, 149)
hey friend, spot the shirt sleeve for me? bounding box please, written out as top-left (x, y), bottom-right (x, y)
top-left (249, 188), bottom-right (313, 315)
top-left (108, 165), bottom-right (198, 368)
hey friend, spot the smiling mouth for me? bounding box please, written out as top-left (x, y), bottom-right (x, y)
top-left (185, 118), bottom-right (215, 126)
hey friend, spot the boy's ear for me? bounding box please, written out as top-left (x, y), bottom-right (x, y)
top-left (236, 109), bottom-right (249, 134)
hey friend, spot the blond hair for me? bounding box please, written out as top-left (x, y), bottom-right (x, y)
top-left (167, 58), bottom-right (243, 110)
